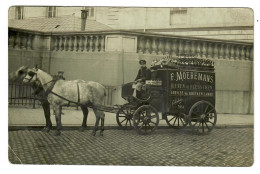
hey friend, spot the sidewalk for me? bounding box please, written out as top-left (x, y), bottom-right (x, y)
top-left (8, 107), bottom-right (253, 128)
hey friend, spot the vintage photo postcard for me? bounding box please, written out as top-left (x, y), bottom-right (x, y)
top-left (8, 6), bottom-right (254, 167)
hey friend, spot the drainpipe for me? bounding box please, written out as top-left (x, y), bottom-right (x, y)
top-left (48, 25), bottom-right (60, 73)
top-left (81, 10), bottom-right (88, 31)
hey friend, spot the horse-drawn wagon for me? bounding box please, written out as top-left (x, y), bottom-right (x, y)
top-left (11, 57), bottom-right (217, 136)
top-left (116, 57), bottom-right (217, 135)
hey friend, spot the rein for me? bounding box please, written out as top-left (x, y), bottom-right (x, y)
top-left (27, 70), bottom-right (81, 106)
top-left (48, 83), bottom-right (81, 106)
top-left (27, 72), bottom-right (57, 96)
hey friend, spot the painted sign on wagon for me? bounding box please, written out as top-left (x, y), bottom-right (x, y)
top-left (169, 70), bottom-right (215, 97)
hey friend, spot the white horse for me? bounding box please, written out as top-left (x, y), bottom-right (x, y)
top-left (23, 67), bottom-right (106, 136)
top-left (9, 66), bottom-right (53, 132)
top-left (9, 66), bottom-right (92, 133)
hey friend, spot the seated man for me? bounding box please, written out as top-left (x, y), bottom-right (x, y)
top-left (133, 59), bottom-right (151, 99)
top-left (53, 71), bottom-right (65, 81)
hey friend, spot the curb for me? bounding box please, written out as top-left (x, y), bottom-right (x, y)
top-left (8, 124), bottom-right (254, 131)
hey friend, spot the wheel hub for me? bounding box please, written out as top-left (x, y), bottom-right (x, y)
top-left (125, 113), bottom-right (132, 119)
top-left (200, 114), bottom-right (206, 120)
top-left (143, 117), bottom-right (151, 124)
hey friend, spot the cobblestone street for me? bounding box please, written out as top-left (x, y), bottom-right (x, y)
top-left (8, 127), bottom-right (253, 166)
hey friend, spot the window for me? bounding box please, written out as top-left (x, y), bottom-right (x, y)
top-left (47, 7), bottom-right (57, 18)
top-left (170, 8), bottom-right (188, 25)
top-left (170, 8), bottom-right (187, 14)
top-left (83, 7), bottom-right (95, 17)
top-left (15, 7), bottom-right (24, 20)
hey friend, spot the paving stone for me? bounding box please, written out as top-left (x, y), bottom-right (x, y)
top-left (8, 128), bottom-right (253, 166)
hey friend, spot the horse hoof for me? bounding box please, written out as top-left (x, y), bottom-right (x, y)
top-left (78, 127), bottom-right (86, 132)
top-left (54, 131), bottom-right (61, 136)
top-left (92, 131), bottom-right (96, 136)
top-left (100, 131), bottom-right (104, 136)
top-left (42, 127), bottom-right (51, 133)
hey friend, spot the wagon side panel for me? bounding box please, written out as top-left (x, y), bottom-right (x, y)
top-left (168, 69), bottom-right (215, 115)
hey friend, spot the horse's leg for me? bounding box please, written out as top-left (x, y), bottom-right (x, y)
top-left (41, 100), bottom-right (52, 132)
top-left (79, 105), bottom-right (89, 132)
top-left (100, 112), bottom-right (105, 136)
top-left (53, 104), bottom-right (62, 136)
top-left (92, 109), bottom-right (100, 136)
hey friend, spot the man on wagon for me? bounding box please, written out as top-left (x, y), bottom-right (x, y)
top-left (133, 59), bottom-right (151, 99)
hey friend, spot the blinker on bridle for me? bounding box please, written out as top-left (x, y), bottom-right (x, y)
top-left (24, 71), bottom-right (37, 83)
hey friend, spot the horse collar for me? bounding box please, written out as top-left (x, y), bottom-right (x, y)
top-left (44, 80), bottom-right (57, 95)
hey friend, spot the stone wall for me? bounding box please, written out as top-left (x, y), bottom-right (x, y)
top-left (8, 28), bottom-right (254, 114)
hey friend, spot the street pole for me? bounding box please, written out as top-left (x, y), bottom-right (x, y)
top-left (122, 49), bottom-right (125, 84)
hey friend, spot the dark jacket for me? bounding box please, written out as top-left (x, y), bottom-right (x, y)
top-left (135, 67), bottom-right (151, 82)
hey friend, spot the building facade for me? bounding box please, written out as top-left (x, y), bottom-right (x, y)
top-left (8, 7), bottom-right (254, 114)
top-left (9, 7), bottom-right (254, 42)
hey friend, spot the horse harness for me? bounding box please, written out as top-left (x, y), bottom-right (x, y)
top-left (46, 82), bottom-right (81, 107)
top-left (26, 71), bottom-right (81, 106)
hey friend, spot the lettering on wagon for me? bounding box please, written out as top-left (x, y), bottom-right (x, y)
top-left (170, 83), bottom-right (213, 90)
top-left (170, 71), bottom-right (214, 83)
top-left (170, 90), bottom-right (214, 97)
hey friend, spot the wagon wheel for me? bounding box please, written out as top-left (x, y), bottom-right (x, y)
top-left (132, 105), bottom-right (159, 135)
top-left (188, 101), bottom-right (217, 134)
top-left (165, 113), bottom-right (188, 129)
top-left (116, 104), bottom-right (135, 129)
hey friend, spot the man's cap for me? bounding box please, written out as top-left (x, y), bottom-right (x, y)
top-left (139, 60), bottom-right (146, 65)
top-left (58, 71), bottom-right (64, 74)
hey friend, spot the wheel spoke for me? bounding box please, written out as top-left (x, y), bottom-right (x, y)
top-left (120, 118), bottom-right (126, 124)
top-left (208, 121), bottom-right (214, 125)
top-left (129, 120), bottom-right (132, 127)
top-left (121, 109), bottom-right (127, 115)
top-left (168, 116), bottom-right (175, 123)
top-left (118, 115), bottom-right (126, 118)
top-left (191, 116), bottom-right (201, 119)
top-left (192, 111), bottom-right (201, 117)
top-left (150, 121), bottom-right (157, 125)
top-left (125, 119), bottom-right (129, 127)
top-left (205, 121), bottom-right (210, 130)
top-left (139, 122), bottom-right (145, 130)
top-left (206, 108), bottom-right (215, 115)
top-left (173, 117), bottom-right (178, 126)
top-left (150, 115), bottom-right (157, 119)
top-left (204, 104), bottom-right (209, 113)
top-left (202, 121), bottom-right (205, 132)
top-left (180, 117), bottom-right (185, 125)
top-left (148, 123), bottom-right (153, 129)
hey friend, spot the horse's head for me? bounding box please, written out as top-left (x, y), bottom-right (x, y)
top-left (22, 67), bottom-right (38, 84)
top-left (9, 66), bottom-right (29, 83)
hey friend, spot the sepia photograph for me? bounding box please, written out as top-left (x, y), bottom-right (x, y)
top-left (7, 5), bottom-right (254, 167)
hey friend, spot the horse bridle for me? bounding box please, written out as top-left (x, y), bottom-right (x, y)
top-left (25, 70), bottom-right (56, 93)
top-left (25, 70), bottom-right (81, 106)
top-left (24, 71), bottom-right (37, 83)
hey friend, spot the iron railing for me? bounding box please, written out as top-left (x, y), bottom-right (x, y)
top-left (8, 81), bottom-right (41, 108)
top-left (8, 81), bottom-right (115, 108)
